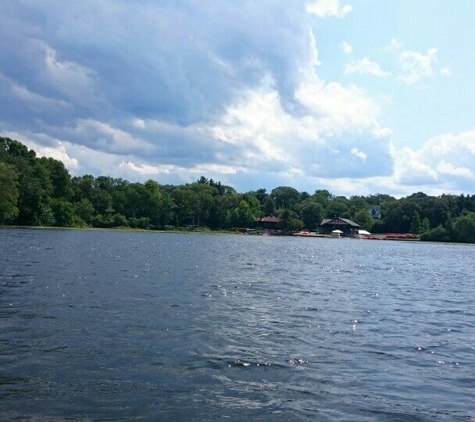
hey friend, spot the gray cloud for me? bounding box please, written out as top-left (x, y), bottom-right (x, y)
top-left (2, 1), bottom-right (313, 122)
top-left (1, 4), bottom-right (314, 144)
top-left (1, 0), bottom-right (408, 195)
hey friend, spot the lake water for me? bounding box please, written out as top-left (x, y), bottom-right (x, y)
top-left (1, 228), bottom-right (474, 421)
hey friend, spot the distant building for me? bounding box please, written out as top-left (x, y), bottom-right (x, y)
top-left (368, 205), bottom-right (381, 219)
top-left (255, 216), bottom-right (283, 231)
top-left (319, 217), bottom-right (360, 237)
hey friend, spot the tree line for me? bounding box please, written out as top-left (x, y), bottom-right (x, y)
top-left (2, 137), bottom-right (475, 242)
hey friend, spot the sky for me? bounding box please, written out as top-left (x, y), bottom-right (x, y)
top-left (2, 0), bottom-right (475, 198)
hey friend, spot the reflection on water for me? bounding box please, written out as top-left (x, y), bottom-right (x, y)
top-left (1, 228), bottom-right (474, 421)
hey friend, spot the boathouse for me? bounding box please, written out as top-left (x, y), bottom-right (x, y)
top-left (255, 216), bottom-right (283, 231)
top-left (319, 217), bottom-right (360, 237)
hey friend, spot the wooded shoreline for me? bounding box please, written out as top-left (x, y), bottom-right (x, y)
top-left (2, 137), bottom-right (475, 243)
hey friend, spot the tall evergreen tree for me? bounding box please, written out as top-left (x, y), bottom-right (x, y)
top-left (410, 211), bottom-right (422, 234)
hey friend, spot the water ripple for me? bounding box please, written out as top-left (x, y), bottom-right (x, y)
top-left (1, 229), bottom-right (474, 421)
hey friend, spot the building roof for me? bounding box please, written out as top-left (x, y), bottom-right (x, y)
top-left (257, 216), bottom-right (282, 223)
top-left (320, 217), bottom-right (360, 228)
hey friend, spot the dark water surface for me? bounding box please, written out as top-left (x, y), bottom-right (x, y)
top-left (1, 228), bottom-right (474, 421)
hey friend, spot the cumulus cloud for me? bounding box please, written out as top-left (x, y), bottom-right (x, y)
top-left (437, 161), bottom-right (473, 178)
top-left (41, 42), bottom-right (97, 104)
top-left (209, 80), bottom-right (393, 180)
top-left (9, 79), bottom-right (70, 113)
top-left (345, 58), bottom-right (390, 77)
top-left (393, 129), bottom-right (475, 193)
top-left (389, 38), bottom-right (404, 50)
top-left (440, 67), bottom-right (452, 77)
top-left (311, 128), bottom-right (475, 197)
top-left (1, 131), bottom-right (78, 170)
top-left (0, 0), bottom-right (392, 191)
top-left (341, 41), bottom-right (353, 55)
top-left (398, 47), bottom-right (438, 85)
top-left (313, 128), bottom-right (475, 198)
top-left (69, 119), bottom-right (154, 155)
top-left (1, 1), bottom-right (321, 121)
top-left (306, 0), bottom-right (352, 18)
top-left (1, 1), bottom-right (464, 198)
top-left (351, 148), bottom-right (367, 161)
top-left (394, 147), bottom-right (439, 185)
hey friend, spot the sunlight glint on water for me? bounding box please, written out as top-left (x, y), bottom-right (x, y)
top-left (1, 228), bottom-right (474, 421)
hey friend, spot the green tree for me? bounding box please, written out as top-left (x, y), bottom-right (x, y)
top-left (0, 162), bottom-right (19, 223)
top-left (92, 188), bottom-right (113, 216)
top-left (297, 200), bottom-right (324, 230)
top-left (253, 188), bottom-right (268, 204)
top-left (242, 193), bottom-right (261, 217)
top-left (353, 209), bottom-right (374, 231)
top-left (410, 211), bottom-right (422, 234)
top-left (420, 225), bottom-right (451, 242)
top-left (348, 196), bottom-right (369, 216)
top-left (187, 183), bottom-right (217, 227)
top-left (7, 136), bottom-right (475, 240)
top-left (271, 186), bottom-right (300, 210)
top-left (171, 186), bottom-right (199, 226)
top-left (229, 200), bottom-right (255, 228)
top-left (452, 213), bottom-right (475, 243)
top-left (73, 198), bottom-right (95, 225)
top-left (325, 197), bottom-right (349, 218)
top-left (285, 217), bottom-right (304, 233)
top-left (384, 197), bottom-right (421, 233)
top-left (123, 183), bottom-right (149, 221)
top-left (367, 193), bottom-right (396, 205)
top-left (50, 199), bottom-right (74, 227)
top-left (261, 196), bottom-right (275, 216)
top-left (421, 217), bottom-right (430, 233)
top-left (312, 189), bottom-right (333, 208)
top-left (72, 175), bottom-right (95, 202)
top-left (278, 208), bottom-right (303, 234)
top-left (39, 206), bottom-right (56, 226)
top-left (144, 179), bottom-right (162, 226)
top-left (210, 192), bottom-right (241, 229)
top-left (1, 139), bottom-right (53, 225)
top-left (156, 190), bottom-right (174, 228)
top-left (38, 157), bottom-right (73, 200)
top-left (17, 162), bottom-right (53, 225)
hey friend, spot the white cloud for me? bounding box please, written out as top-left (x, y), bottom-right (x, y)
top-left (437, 161), bottom-right (473, 178)
top-left (209, 89), bottom-right (297, 166)
top-left (10, 81), bottom-right (70, 112)
top-left (70, 119), bottom-right (154, 155)
top-left (310, 128), bottom-right (475, 198)
top-left (392, 129), bottom-right (475, 193)
top-left (398, 47), bottom-right (438, 85)
top-left (345, 58), bottom-right (390, 77)
top-left (440, 67), bottom-right (452, 77)
top-left (119, 161), bottom-right (239, 178)
top-left (341, 41), bottom-right (353, 55)
top-left (351, 148), bottom-right (367, 160)
top-left (306, 0), bottom-right (352, 18)
top-left (394, 146), bottom-right (439, 185)
top-left (0, 2), bottom-right (469, 198)
top-left (208, 77), bottom-right (393, 180)
top-left (35, 142), bottom-right (79, 170)
top-left (0, 1), bottom-right (375, 188)
top-left (39, 41), bottom-right (97, 105)
top-left (2, 131), bottom-right (78, 169)
top-left (389, 38), bottom-right (404, 50)
top-left (119, 161), bottom-right (173, 176)
top-left (132, 118), bottom-right (146, 129)
top-left (295, 78), bottom-right (383, 135)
